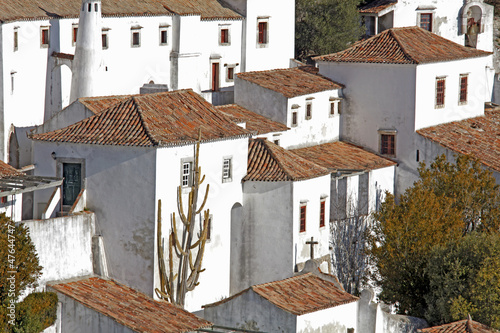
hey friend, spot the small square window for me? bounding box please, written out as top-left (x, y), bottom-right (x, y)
top-left (222, 158), bottom-right (232, 182)
top-left (274, 139), bottom-right (280, 145)
top-left (41, 27), bottom-right (50, 48)
top-left (159, 27), bottom-right (168, 45)
top-left (459, 74), bottom-right (468, 105)
top-left (436, 77), bottom-right (446, 108)
top-left (319, 200), bottom-right (326, 228)
top-left (102, 31), bottom-right (109, 49)
top-left (13, 29), bottom-right (18, 52)
top-left (220, 28), bottom-right (229, 45)
top-left (131, 29), bottom-right (141, 47)
top-left (182, 162), bottom-right (193, 187)
top-left (305, 103), bottom-right (312, 120)
top-left (380, 134), bottom-right (396, 156)
top-left (258, 21), bottom-right (268, 45)
top-left (292, 111), bottom-right (298, 127)
top-left (72, 25), bottom-right (78, 45)
top-left (300, 205), bottom-right (306, 233)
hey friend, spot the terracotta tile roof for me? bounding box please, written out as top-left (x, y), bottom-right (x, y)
top-left (0, 161), bottom-right (23, 178)
top-left (236, 67), bottom-right (343, 99)
top-left (50, 277), bottom-right (212, 333)
top-left (31, 90), bottom-right (250, 147)
top-left (243, 138), bottom-right (330, 182)
top-left (314, 27), bottom-right (492, 65)
top-left (79, 95), bottom-right (131, 115)
top-left (359, 0), bottom-right (397, 14)
top-left (417, 110), bottom-right (500, 173)
top-left (204, 273), bottom-right (358, 316)
top-left (419, 318), bottom-right (499, 333)
top-left (292, 141), bottom-right (396, 171)
top-left (216, 104), bottom-right (289, 135)
top-left (0, 0), bottom-right (241, 23)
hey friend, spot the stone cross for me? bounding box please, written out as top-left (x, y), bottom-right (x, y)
top-left (306, 237), bottom-right (319, 260)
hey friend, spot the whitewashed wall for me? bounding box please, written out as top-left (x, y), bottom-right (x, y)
top-left (297, 301), bottom-right (358, 333)
top-left (154, 137), bottom-right (249, 312)
top-left (0, 194), bottom-right (22, 222)
top-left (368, 166), bottom-right (396, 213)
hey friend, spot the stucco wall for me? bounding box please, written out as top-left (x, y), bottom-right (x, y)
top-left (297, 301), bottom-right (358, 333)
top-left (23, 212), bottom-right (95, 288)
top-left (369, 166), bottom-right (395, 213)
top-left (203, 289), bottom-right (297, 332)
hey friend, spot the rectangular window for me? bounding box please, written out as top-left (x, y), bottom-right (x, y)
top-left (330, 102), bottom-right (335, 117)
top-left (258, 21), bottom-right (268, 44)
top-left (212, 62), bottom-right (220, 91)
top-left (72, 25), bottom-right (78, 45)
top-left (102, 31), bottom-right (109, 49)
top-left (436, 77), bottom-right (446, 108)
top-left (319, 201), bottom-right (325, 228)
top-left (41, 27), bottom-right (50, 48)
top-left (420, 13), bottom-right (433, 32)
top-left (220, 28), bottom-right (229, 45)
top-left (381, 134), bottom-right (395, 156)
top-left (300, 205), bottom-right (306, 233)
top-left (182, 162), bottom-right (192, 187)
top-left (227, 67), bottom-right (234, 81)
top-left (159, 27), bottom-right (168, 45)
top-left (337, 100), bottom-right (342, 114)
top-left (305, 103), bottom-right (312, 120)
top-left (14, 29), bottom-right (18, 51)
top-left (292, 111), bottom-right (298, 126)
top-left (131, 28), bottom-right (141, 47)
top-left (222, 158), bottom-right (232, 182)
top-left (459, 74), bottom-right (468, 104)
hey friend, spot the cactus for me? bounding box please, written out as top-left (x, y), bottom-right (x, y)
top-left (156, 131), bottom-right (210, 308)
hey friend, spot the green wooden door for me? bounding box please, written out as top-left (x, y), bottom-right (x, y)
top-left (63, 163), bottom-right (81, 206)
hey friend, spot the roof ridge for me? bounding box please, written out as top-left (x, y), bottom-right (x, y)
top-left (131, 95), bottom-right (158, 146)
top-left (259, 139), bottom-right (294, 181)
top-left (388, 28), bottom-right (417, 64)
top-left (252, 272), bottom-right (315, 290)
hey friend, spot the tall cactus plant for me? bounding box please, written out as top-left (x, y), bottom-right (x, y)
top-left (156, 131), bottom-right (210, 308)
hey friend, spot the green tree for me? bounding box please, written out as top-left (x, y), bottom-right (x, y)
top-left (295, 0), bottom-right (364, 60)
top-left (368, 154), bottom-right (500, 318)
top-left (426, 234), bottom-right (500, 329)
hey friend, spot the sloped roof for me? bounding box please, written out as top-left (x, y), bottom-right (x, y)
top-left (0, 160), bottom-right (23, 178)
top-left (243, 138), bottom-right (330, 182)
top-left (31, 90), bottom-right (250, 147)
top-left (417, 109), bottom-right (500, 173)
top-left (79, 95), bottom-right (130, 115)
top-left (419, 318), bottom-right (499, 333)
top-left (236, 67), bottom-right (343, 99)
top-left (216, 104), bottom-right (289, 135)
top-left (50, 277), bottom-right (212, 333)
top-left (314, 27), bottom-right (492, 65)
top-left (359, 0), bottom-right (397, 14)
top-left (204, 273), bottom-right (358, 316)
top-left (292, 141), bottom-right (396, 171)
top-left (0, 0), bottom-right (241, 23)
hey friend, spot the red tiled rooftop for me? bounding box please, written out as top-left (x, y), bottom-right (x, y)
top-left (417, 110), bottom-right (500, 173)
top-left (292, 141), bottom-right (396, 171)
top-left (314, 27), bottom-right (492, 65)
top-left (0, 0), bottom-right (241, 23)
top-left (204, 273), bottom-right (358, 316)
top-left (359, 0), bottom-right (397, 14)
top-left (244, 138), bottom-right (330, 182)
top-left (419, 318), bottom-right (499, 333)
top-left (50, 277), bottom-right (212, 333)
top-left (79, 95), bottom-right (130, 115)
top-left (216, 104), bottom-right (288, 135)
top-left (31, 90), bottom-right (250, 147)
top-left (0, 160), bottom-right (23, 178)
top-left (236, 67), bottom-right (343, 99)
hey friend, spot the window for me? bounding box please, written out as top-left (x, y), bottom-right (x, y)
top-left (300, 205), bottom-right (306, 233)
top-left (88, 3), bottom-right (91, 12)
top-left (102, 30), bottom-right (109, 49)
top-left (222, 158), bottom-right (232, 182)
top-left (72, 25), bottom-right (78, 45)
top-left (159, 26), bottom-right (168, 45)
top-left (13, 28), bottom-right (18, 51)
top-left (206, 215), bottom-right (212, 240)
top-left (337, 100), bottom-right (342, 114)
top-left (220, 28), bottom-right (229, 45)
top-left (41, 27), bottom-right (50, 48)
top-left (459, 74), bottom-right (468, 104)
top-left (319, 200), bottom-right (326, 228)
top-left (212, 62), bottom-right (220, 91)
top-left (305, 103), bottom-right (312, 120)
top-left (380, 133), bottom-right (395, 156)
top-left (420, 13), bottom-right (433, 31)
top-left (292, 111), bottom-right (298, 127)
top-left (182, 162), bottom-right (192, 187)
top-left (330, 102), bottom-right (335, 117)
top-left (274, 139), bottom-right (280, 145)
top-left (436, 77), bottom-right (446, 108)
top-left (131, 28), bottom-right (141, 47)
top-left (258, 20), bottom-right (268, 45)
top-left (95, 3), bottom-right (98, 11)
top-left (227, 66), bottom-right (234, 81)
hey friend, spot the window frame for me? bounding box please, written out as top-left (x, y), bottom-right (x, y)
top-left (225, 65), bottom-right (236, 82)
top-left (319, 200), bottom-right (326, 228)
top-left (305, 102), bottom-right (312, 120)
top-left (72, 24), bottom-right (78, 46)
top-left (419, 13), bottom-right (433, 32)
top-left (257, 18), bottom-right (269, 47)
top-left (300, 204), bottom-right (307, 233)
top-left (459, 74), bottom-right (468, 105)
top-left (102, 29), bottom-right (109, 50)
top-left (40, 26), bottom-right (50, 48)
top-left (219, 26), bottom-right (230, 46)
top-left (435, 77), bottom-right (446, 108)
top-left (181, 159), bottom-right (193, 188)
top-left (222, 157), bottom-right (232, 183)
top-left (159, 25), bottom-right (169, 46)
top-left (379, 132), bottom-right (396, 156)
top-left (131, 27), bottom-right (142, 48)
top-left (291, 110), bottom-right (298, 127)
top-left (14, 28), bottom-right (19, 52)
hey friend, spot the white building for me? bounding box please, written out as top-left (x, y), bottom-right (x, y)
top-left (315, 26), bottom-right (494, 194)
top-left (359, 0), bottom-right (494, 52)
top-left (2, 0), bottom-right (295, 161)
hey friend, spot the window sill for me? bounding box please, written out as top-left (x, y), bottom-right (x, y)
top-left (222, 178), bottom-right (232, 183)
top-left (435, 104), bottom-right (445, 109)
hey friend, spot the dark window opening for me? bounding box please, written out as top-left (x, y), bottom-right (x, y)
top-left (221, 29), bottom-right (229, 44)
top-left (436, 78), bottom-right (446, 107)
top-left (258, 22), bottom-right (268, 44)
top-left (381, 134), bottom-right (395, 156)
top-left (460, 75), bottom-right (468, 103)
top-left (300, 205), bottom-right (306, 232)
top-left (320, 201), bottom-right (325, 227)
